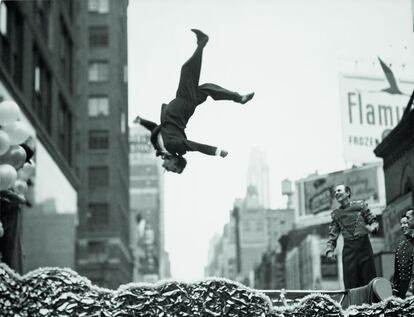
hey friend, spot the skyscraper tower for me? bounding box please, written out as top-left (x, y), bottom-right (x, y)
top-left (247, 147), bottom-right (270, 208)
top-left (75, 0), bottom-right (132, 289)
top-left (129, 125), bottom-right (170, 282)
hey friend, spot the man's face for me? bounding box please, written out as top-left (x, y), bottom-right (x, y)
top-left (406, 210), bottom-right (414, 228)
top-left (162, 156), bottom-right (181, 173)
top-left (334, 185), bottom-right (349, 203)
top-left (401, 217), bottom-right (409, 236)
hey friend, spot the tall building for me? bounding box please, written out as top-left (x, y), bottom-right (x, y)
top-left (266, 208), bottom-right (294, 253)
top-left (129, 125), bottom-right (169, 282)
top-left (205, 212), bottom-right (239, 281)
top-left (236, 187), bottom-right (268, 282)
top-left (205, 189), bottom-right (294, 288)
top-left (75, 0), bottom-right (132, 289)
top-left (247, 147), bottom-right (270, 208)
top-left (205, 234), bottom-right (222, 277)
top-left (0, 1), bottom-right (79, 272)
top-left (374, 94), bottom-right (414, 282)
top-left (253, 207), bottom-right (295, 289)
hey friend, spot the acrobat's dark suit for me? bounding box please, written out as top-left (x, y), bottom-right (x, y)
top-left (139, 30), bottom-right (248, 157)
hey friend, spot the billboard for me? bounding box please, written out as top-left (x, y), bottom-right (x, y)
top-left (299, 164), bottom-right (381, 215)
top-left (338, 73), bottom-right (414, 163)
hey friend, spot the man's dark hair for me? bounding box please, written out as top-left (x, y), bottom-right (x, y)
top-left (404, 206), bottom-right (414, 216)
top-left (175, 155), bottom-right (187, 174)
top-left (345, 186), bottom-right (351, 198)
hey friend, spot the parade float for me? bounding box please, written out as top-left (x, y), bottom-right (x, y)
top-left (0, 263), bottom-right (413, 317)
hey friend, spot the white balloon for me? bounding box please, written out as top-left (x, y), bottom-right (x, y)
top-left (0, 130), bottom-right (10, 155)
top-left (14, 179), bottom-right (28, 195)
top-left (18, 162), bottom-right (36, 180)
top-left (0, 164), bottom-right (17, 190)
top-left (3, 121), bottom-right (31, 145)
top-left (0, 100), bottom-right (20, 126)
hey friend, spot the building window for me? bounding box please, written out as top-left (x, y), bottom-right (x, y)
top-left (34, 66), bottom-right (40, 93)
top-left (34, 0), bottom-right (50, 42)
top-left (0, 1), bottom-right (7, 36)
top-left (89, 130), bottom-right (109, 150)
top-left (33, 48), bottom-right (53, 133)
top-left (60, 21), bottom-right (73, 92)
top-left (89, 26), bottom-right (108, 47)
top-left (123, 64), bottom-right (128, 83)
top-left (12, 8), bottom-right (23, 87)
top-left (243, 220), bottom-right (251, 231)
top-left (89, 166), bottom-right (109, 189)
top-left (87, 241), bottom-right (107, 262)
top-left (88, 203), bottom-right (109, 226)
top-left (130, 179), bottom-right (159, 188)
top-left (130, 165), bottom-right (158, 177)
top-left (88, 96), bottom-right (109, 116)
top-left (89, 61), bottom-right (108, 82)
top-left (88, 0), bottom-right (109, 14)
top-left (0, 1), bottom-right (9, 69)
top-left (121, 112), bottom-right (126, 134)
top-left (130, 194), bottom-right (158, 210)
top-left (255, 221), bottom-right (264, 231)
top-left (58, 96), bottom-right (72, 163)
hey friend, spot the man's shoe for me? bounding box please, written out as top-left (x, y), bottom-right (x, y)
top-left (191, 29), bottom-right (209, 47)
top-left (133, 115), bottom-right (141, 124)
top-left (240, 92), bottom-right (255, 104)
top-left (220, 150), bottom-right (228, 158)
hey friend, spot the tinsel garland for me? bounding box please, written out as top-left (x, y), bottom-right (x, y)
top-left (0, 264), bottom-right (413, 317)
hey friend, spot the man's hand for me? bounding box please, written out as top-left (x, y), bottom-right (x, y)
top-left (133, 115), bottom-right (141, 124)
top-left (220, 150), bottom-right (228, 158)
top-left (326, 251), bottom-right (336, 261)
top-left (365, 222), bottom-right (379, 233)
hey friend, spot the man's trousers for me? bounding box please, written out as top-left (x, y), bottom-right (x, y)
top-left (342, 235), bottom-right (377, 289)
top-left (174, 40), bottom-right (243, 114)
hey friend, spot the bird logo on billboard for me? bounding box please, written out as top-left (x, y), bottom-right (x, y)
top-left (377, 57), bottom-right (414, 119)
top-left (377, 57), bottom-right (405, 95)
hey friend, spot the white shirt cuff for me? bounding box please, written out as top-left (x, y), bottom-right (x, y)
top-left (215, 148), bottom-right (222, 156)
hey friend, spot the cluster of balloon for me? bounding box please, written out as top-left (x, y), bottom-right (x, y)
top-left (0, 100), bottom-right (34, 194)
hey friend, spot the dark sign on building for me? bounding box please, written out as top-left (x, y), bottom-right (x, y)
top-left (300, 164), bottom-right (380, 214)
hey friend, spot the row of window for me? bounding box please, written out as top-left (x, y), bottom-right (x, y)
top-left (87, 202), bottom-right (109, 227)
top-left (88, 96), bottom-right (109, 116)
top-left (89, 25), bottom-right (108, 48)
top-left (88, 0), bottom-right (109, 14)
top-left (89, 130), bottom-right (108, 149)
top-left (89, 166), bottom-right (108, 188)
top-left (89, 61), bottom-right (108, 82)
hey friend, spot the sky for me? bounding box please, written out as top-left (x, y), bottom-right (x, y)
top-left (127, 0), bottom-right (414, 281)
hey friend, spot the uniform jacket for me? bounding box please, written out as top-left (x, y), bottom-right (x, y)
top-left (326, 200), bottom-right (377, 254)
top-left (393, 239), bottom-right (414, 298)
top-left (139, 100), bottom-right (218, 157)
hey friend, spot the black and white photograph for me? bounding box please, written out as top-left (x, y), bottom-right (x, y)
top-left (0, 0), bottom-right (414, 316)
